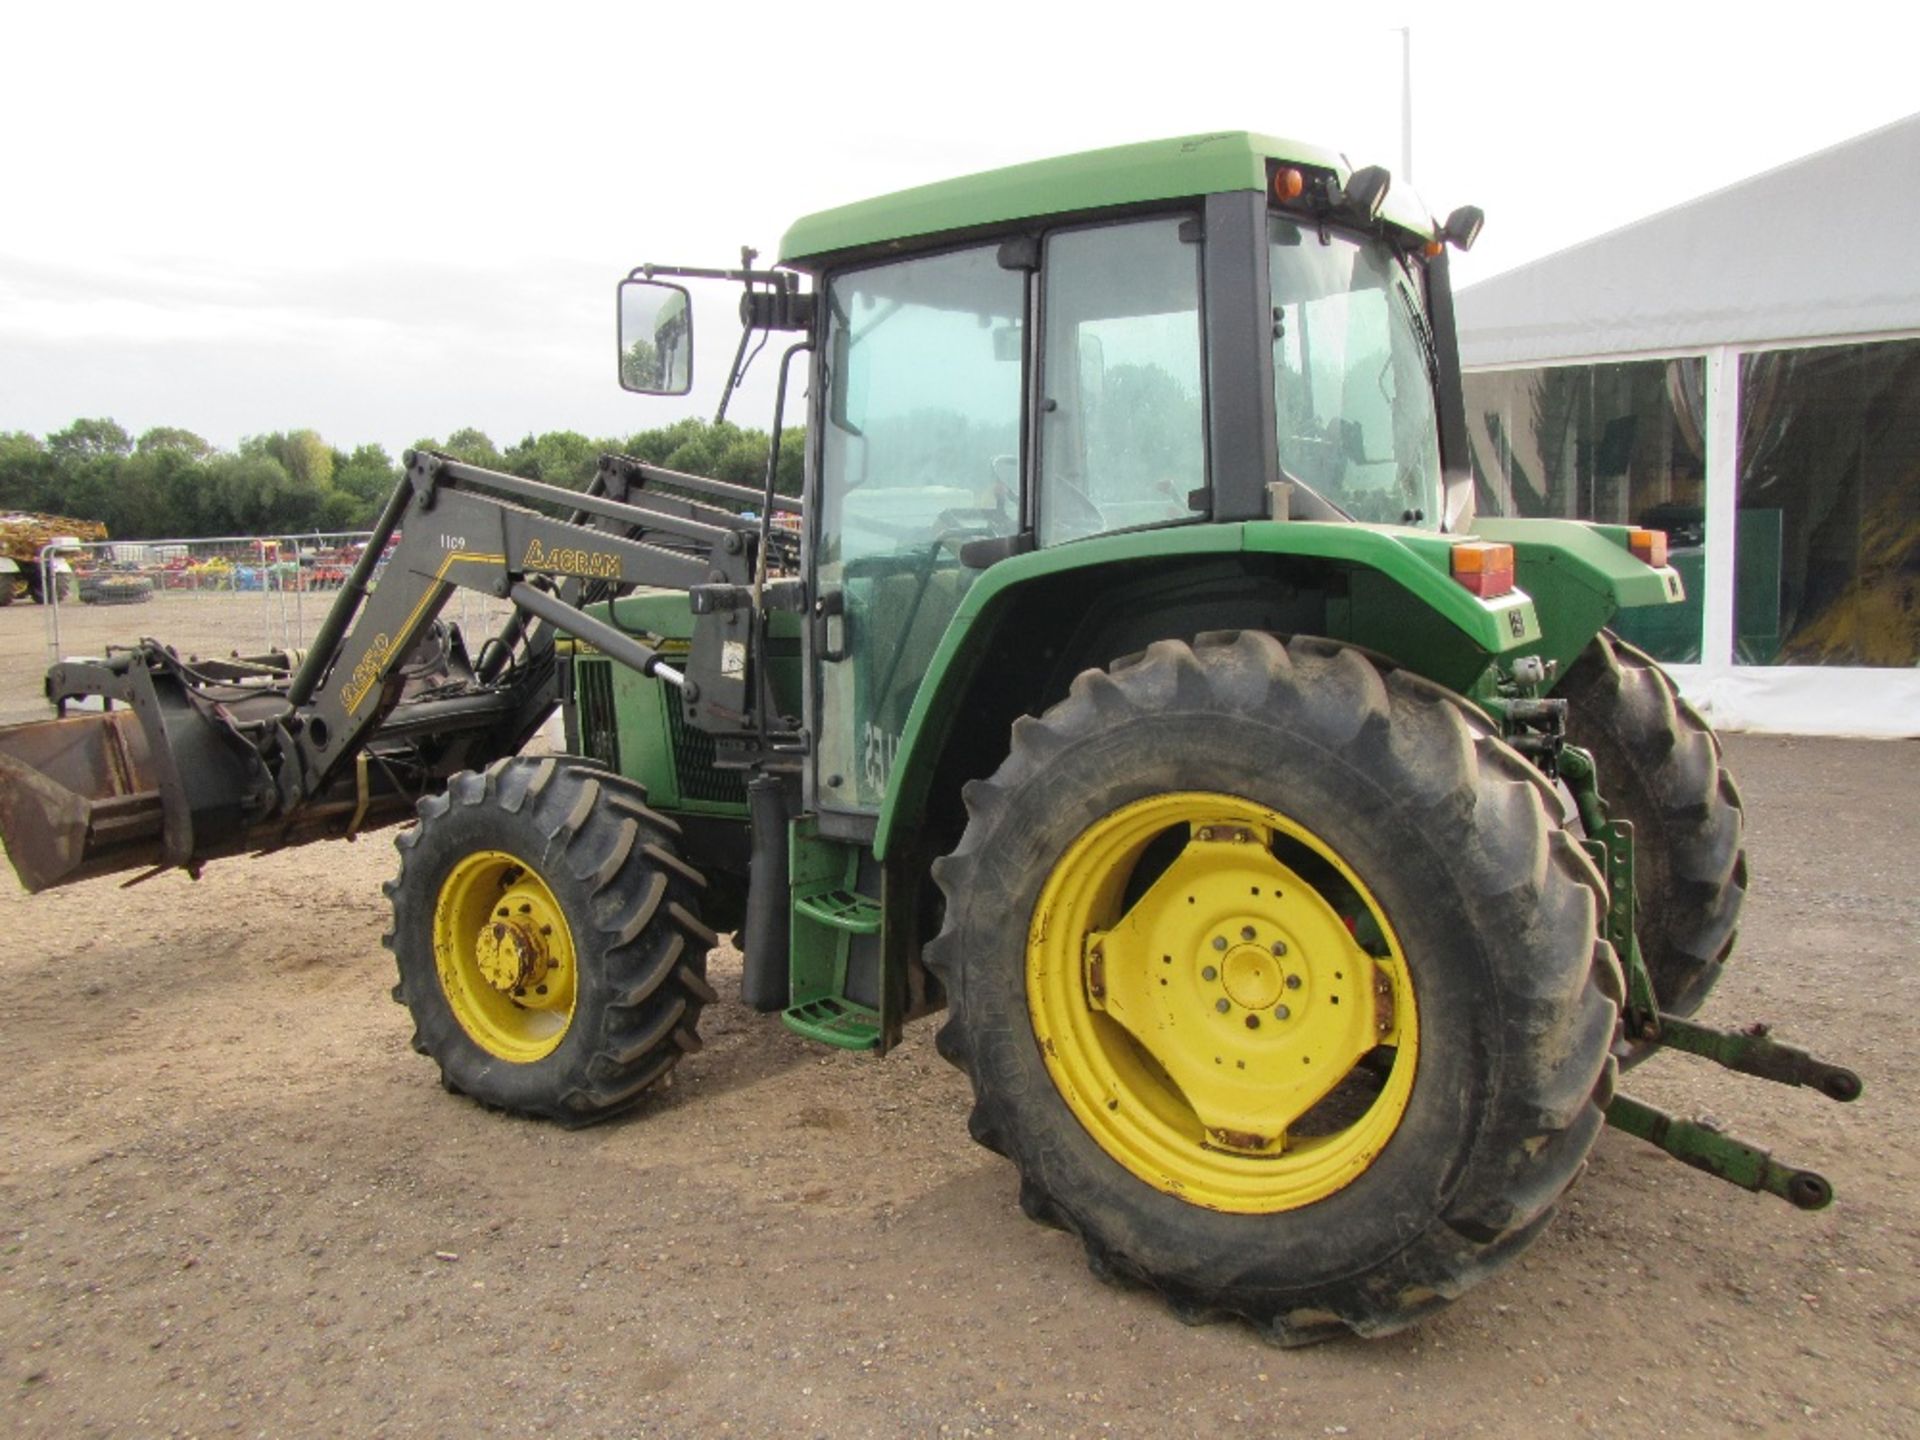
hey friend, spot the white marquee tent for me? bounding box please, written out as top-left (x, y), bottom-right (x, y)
top-left (1456, 112), bottom-right (1920, 737)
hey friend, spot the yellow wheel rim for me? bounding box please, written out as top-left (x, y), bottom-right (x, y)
top-left (433, 849), bottom-right (579, 1062)
top-left (1027, 792), bottom-right (1418, 1213)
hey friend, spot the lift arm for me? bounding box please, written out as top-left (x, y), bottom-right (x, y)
top-left (0, 450), bottom-right (794, 891)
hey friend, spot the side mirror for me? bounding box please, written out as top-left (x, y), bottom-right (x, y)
top-left (618, 280), bottom-right (694, 394)
top-left (1442, 205), bottom-right (1485, 252)
top-left (1341, 166), bottom-right (1392, 222)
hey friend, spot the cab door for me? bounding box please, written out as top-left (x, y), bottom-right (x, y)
top-left (809, 244), bottom-right (1028, 822)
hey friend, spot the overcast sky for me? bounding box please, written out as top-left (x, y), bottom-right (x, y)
top-left (4, 0), bottom-right (1916, 458)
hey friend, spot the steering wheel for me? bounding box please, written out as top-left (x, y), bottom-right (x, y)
top-left (1046, 474), bottom-right (1105, 537)
top-left (929, 506), bottom-right (1017, 547)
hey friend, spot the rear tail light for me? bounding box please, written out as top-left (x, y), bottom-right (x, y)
top-left (1451, 542), bottom-right (1515, 598)
top-left (1628, 528), bottom-right (1669, 566)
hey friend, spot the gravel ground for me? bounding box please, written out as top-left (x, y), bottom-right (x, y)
top-left (0, 596), bottom-right (1915, 1438)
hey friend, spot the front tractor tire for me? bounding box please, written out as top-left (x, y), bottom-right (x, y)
top-left (1557, 632), bottom-right (1746, 1017)
top-left (927, 633), bottom-right (1622, 1343)
top-left (387, 756), bottom-right (718, 1125)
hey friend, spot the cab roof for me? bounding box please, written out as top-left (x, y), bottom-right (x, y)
top-left (778, 130), bottom-right (1435, 268)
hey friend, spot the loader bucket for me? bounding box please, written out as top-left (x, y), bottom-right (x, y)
top-left (0, 710), bottom-right (167, 892)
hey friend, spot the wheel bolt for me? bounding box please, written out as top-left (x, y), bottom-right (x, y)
top-left (1212, 936), bottom-right (1228, 952)
top-left (1285, 974), bottom-right (1302, 990)
top-left (1270, 941), bottom-right (1289, 957)
top-left (1240, 925), bottom-right (1256, 941)
top-left (1214, 999), bottom-right (1230, 1014)
top-left (1201, 965), bottom-right (1218, 982)
top-left (1273, 1004), bottom-right (1290, 1020)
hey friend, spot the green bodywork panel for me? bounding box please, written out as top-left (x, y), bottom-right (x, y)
top-left (779, 131), bottom-right (1436, 266)
top-left (871, 520), bottom-right (1544, 859)
top-left (570, 588), bottom-right (801, 817)
top-left (1468, 517), bottom-right (1686, 678)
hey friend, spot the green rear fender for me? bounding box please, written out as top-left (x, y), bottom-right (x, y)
top-left (1468, 517), bottom-right (1687, 677)
top-left (872, 521), bottom-right (1544, 859)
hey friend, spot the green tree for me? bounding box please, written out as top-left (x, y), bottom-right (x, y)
top-left (774, 426), bottom-right (805, 498)
top-left (107, 449), bottom-right (205, 538)
top-left (317, 489), bottom-right (366, 531)
top-left (47, 417), bottom-right (132, 463)
top-left (241, 430), bottom-right (334, 492)
top-left (0, 432), bottom-right (55, 511)
top-left (281, 430), bottom-right (334, 492)
top-left (334, 443), bottom-right (400, 523)
top-left (504, 430), bottom-right (600, 490)
top-left (439, 428), bottom-right (504, 469)
top-left (207, 452), bottom-right (295, 534)
top-left (0, 417), bottom-right (806, 539)
top-left (135, 426), bottom-right (213, 459)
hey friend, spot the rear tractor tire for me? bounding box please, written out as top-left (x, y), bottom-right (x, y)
top-left (1557, 631), bottom-right (1746, 1017)
top-left (927, 633), bottom-right (1622, 1343)
top-left (387, 755), bottom-right (718, 1125)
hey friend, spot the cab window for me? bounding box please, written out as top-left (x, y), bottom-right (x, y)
top-left (1037, 217), bottom-right (1207, 546)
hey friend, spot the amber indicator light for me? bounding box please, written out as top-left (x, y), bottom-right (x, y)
top-left (1451, 541), bottom-right (1516, 598)
top-left (1273, 167), bottom-right (1305, 201)
top-left (1628, 528), bottom-right (1670, 567)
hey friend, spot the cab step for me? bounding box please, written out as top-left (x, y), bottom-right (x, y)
top-left (782, 995), bottom-right (882, 1050)
top-left (792, 888), bottom-right (882, 935)
top-left (783, 823), bottom-right (888, 1052)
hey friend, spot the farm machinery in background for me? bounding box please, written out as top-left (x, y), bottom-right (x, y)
top-left (0, 511), bottom-right (102, 605)
top-left (0, 132), bottom-right (1861, 1343)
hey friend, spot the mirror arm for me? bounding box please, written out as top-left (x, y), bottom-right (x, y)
top-left (630, 261), bottom-right (796, 288)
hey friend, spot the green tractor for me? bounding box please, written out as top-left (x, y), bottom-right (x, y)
top-left (0, 132), bottom-right (1858, 1343)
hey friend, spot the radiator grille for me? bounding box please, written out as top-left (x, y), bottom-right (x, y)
top-left (665, 694), bottom-right (749, 806)
top-left (574, 658), bottom-right (620, 772)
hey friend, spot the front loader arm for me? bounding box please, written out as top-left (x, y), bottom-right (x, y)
top-left (288, 454), bottom-right (748, 798)
top-left (1, 450), bottom-right (780, 892)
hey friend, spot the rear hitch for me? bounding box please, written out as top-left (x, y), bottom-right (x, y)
top-left (1555, 740), bottom-right (1864, 1210)
top-left (1607, 1018), bottom-right (1860, 1210)
top-left (1605, 1094), bottom-right (1835, 1210)
top-left (1605, 1011), bottom-right (1863, 1213)
top-left (1654, 1015), bottom-right (1863, 1102)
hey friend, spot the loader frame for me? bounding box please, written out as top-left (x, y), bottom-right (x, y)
top-left (1, 451), bottom-right (802, 892)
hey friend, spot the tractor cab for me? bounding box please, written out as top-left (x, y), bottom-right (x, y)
top-left (621, 133), bottom-right (1486, 836)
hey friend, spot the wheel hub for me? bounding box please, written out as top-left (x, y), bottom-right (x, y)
top-left (1028, 792), bottom-right (1419, 1212)
top-left (432, 849), bottom-right (579, 1062)
top-left (1087, 844), bottom-right (1385, 1153)
top-left (475, 916), bottom-right (553, 994)
top-left (1219, 942), bottom-right (1284, 1011)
